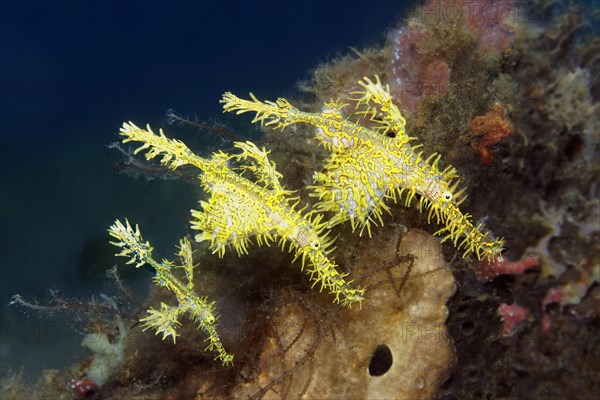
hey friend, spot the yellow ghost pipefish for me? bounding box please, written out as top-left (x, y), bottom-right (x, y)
top-left (221, 76), bottom-right (504, 261)
top-left (108, 219), bottom-right (234, 365)
top-left (118, 122), bottom-right (365, 307)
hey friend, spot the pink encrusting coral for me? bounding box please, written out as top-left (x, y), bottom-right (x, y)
top-left (540, 313), bottom-right (554, 334)
top-left (542, 287), bottom-right (565, 310)
top-left (388, 27), bottom-right (450, 114)
top-left (540, 288), bottom-right (564, 334)
top-left (498, 303), bottom-right (529, 335)
top-left (476, 255), bottom-right (539, 282)
top-left (386, 0), bottom-right (516, 115)
top-left (459, 0), bottom-right (516, 52)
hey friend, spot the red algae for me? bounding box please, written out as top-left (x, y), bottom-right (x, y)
top-left (476, 255), bottom-right (539, 282)
top-left (468, 102), bottom-right (514, 164)
top-left (388, 27), bottom-right (450, 113)
top-left (498, 303), bottom-right (529, 335)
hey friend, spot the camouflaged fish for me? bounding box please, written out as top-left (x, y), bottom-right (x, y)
top-left (109, 219), bottom-right (234, 365)
top-left (221, 76), bottom-right (504, 261)
top-left (118, 122), bottom-right (365, 307)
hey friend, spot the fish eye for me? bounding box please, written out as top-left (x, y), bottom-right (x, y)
top-left (312, 241), bottom-right (320, 249)
top-left (444, 192), bottom-right (452, 201)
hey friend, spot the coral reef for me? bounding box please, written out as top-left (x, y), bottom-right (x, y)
top-left (5, 0), bottom-right (599, 398)
top-left (279, 1), bottom-right (599, 398)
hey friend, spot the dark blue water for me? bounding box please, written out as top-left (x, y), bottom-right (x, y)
top-left (0, 0), bottom-right (410, 378)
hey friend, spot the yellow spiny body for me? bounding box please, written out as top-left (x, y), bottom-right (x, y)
top-left (221, 76), bottom-right (504, 261)
top-left (119, 123), bottom-right (364, 307)
top-left (108, 219), bottom-right (234, 365)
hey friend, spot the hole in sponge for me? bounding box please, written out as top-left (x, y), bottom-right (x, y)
top-left (368, 344), bottom-right (393, 376)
